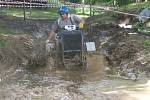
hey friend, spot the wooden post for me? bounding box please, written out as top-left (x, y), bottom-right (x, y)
top-left (90, 0), bottom-right (92, 16)
top-left (23, 0), bottom-right (26, 21)
top-left (82, 0), bottom-right (85, 14)
top-left (29, 0), bottom-right (32, 16)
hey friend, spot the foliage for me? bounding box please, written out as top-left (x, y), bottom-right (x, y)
top-left (85, 0), bottom-right (99, 5)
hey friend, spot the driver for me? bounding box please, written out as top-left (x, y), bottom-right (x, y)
top-left (47, 5), bottom-right (85, 41)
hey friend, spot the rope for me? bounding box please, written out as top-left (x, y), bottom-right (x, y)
top-left (92, 6), bottom-right (150, 19)
top-left (65, 2), bottom-right (150, 19)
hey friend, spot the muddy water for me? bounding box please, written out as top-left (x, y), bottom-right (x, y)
top-left (0, 54), bottom-right (150, 100)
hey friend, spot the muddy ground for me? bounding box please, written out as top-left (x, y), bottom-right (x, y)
top-left (0, 12), bottom-right (150, 100)
top-left (0, 13), bottom-right (150, 79)
top-left (0, 13), bottom-right (150, 80)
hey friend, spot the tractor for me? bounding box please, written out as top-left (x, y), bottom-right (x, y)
top-left (46, 25), bottom-right (96, 70)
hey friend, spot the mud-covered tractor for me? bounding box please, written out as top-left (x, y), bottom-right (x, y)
top-left (46, 25), bottom-right (96, 70)
top-left (59, 30), bottom-right (86, 68)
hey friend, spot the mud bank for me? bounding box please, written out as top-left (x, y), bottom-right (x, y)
top-left (85, 22), bottom-right (150, 80)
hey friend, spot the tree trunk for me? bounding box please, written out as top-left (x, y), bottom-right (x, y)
top-left (29, 0), bottom-right (32, 16)
top-left (23, 0), bottom-right (26, 21)
top-left (90, 0), bottom-right (92, 16)
top-left (136, 0), bottom-right (141, 3)
top-left (82, 0), bottom-right (85, 14)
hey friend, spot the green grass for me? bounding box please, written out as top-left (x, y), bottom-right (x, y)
top-left (1, 8), bottom-right (60, 20)
top-left (0, 20), bottom-right (17, 35)
top-left (128, 2), bottom-right (150, 9)
top-left (0, 27), bottom-right (17, 35)
top-left (0, 7), bottom-right (101, 20)
top-left (119, 2), bottom-right (150, 13)
top-left (0, 39), bottom-right (9, 47)
top-left (144, 40), bottom-right (150, 52)
top-left (144, 40), bottom-right (150, 47)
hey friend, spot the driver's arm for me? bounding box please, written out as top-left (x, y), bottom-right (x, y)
top-left (73, 14), bottom-right (85, 28)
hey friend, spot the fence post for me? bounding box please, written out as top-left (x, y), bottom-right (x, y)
top-left (82, 0), bottom-right (85, 14)
top-left (23, 0), bottom-right (26, 21)
top-left (90, 0), bottom-right (92, 16)
top-left (29, 0), bottom-right (32, 16)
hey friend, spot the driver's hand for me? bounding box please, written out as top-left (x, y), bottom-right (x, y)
top-left (46, 39), bottom-right (49, 43)
top-left (46, 39), bottom-right (53, 43)
top-left (79, 23), bottom-right (84, 29)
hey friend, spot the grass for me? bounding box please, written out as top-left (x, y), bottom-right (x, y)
top-left (119, 1), bottom-right (150, 11)
top-left (0, 27), bottom-right (17, 35)
top-left (0, 39), bottom-right (9, 47)
top-left (0, 8), bottom-right (60, 20)
top-left (0, 7), bottom-right (90, 20)
top-left (144, 40), bottom-right (150, 47)
top-left (0, 7), bottom-right (102, 20)
top-left (128, 2), bottom-right (150, 9)
top-left (144, 40), bottom-right (150, 52)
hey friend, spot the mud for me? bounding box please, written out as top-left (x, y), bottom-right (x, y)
top-left (0, 14), bottom-right (150, 79)
top-left (0, 13), bottom-right (150, 100)
top-left (85, 15), bottom-right (150, 79)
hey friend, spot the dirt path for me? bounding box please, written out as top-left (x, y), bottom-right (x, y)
top-left (109, 87), bottom-right (150, 100)
top-left (101, 79), bottom-right (150, 100)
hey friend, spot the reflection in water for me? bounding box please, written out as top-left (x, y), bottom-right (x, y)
top-left (29, 54), bottom-right (108, 83)
top-left (0, 54), bottom-right (109, 99)
top-left (1, 54), bottom-right (149, 100)
top-left (85, 54), bottom-right (108, 81)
